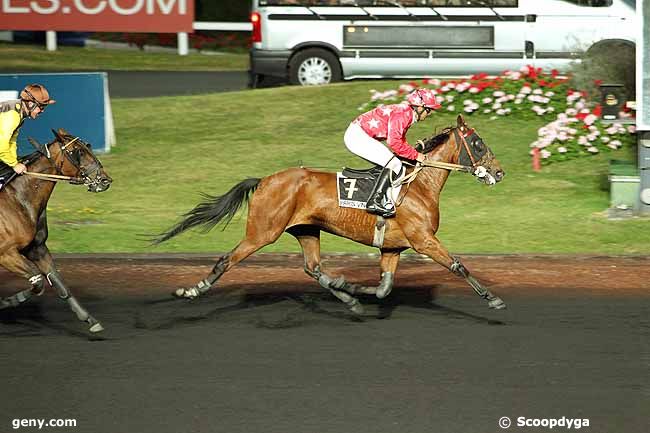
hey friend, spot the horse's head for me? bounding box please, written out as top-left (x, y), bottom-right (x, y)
top-left (419, 115), bottom-right (504, 185)
top-left (47, 129), bottom-right (112, 192)
top-left (452, 115), bottom-right (504, 185)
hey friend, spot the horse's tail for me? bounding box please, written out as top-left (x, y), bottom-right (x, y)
top-left (152, 178), bottom-right (261, 245)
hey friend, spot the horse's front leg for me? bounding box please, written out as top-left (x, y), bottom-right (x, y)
top-left (25, 243), bottom-right (104, 332)
top-left (408, 236), bottom-right (506, 309)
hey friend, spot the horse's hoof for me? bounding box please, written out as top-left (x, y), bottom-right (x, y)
top-left (488, 297), bottom-right (507, 310)
top-left (173, 288), bottom-right (198, 299)
top-left (89, 322), bottom-right (104, 333)
top-left (349, 300), bottom-right (365, 315)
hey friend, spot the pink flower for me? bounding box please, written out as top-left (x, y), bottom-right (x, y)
top-left (541, 149), bottom-right (551, 159)
top-left (628, 125), bottom-right (637, 134)
top-left (583, 114), bottom-right (598, 126)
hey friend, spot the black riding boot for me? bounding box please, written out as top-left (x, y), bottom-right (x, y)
top-left (366, 168), bottom-right (395, 217)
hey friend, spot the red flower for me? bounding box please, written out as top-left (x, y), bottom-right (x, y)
top-left (551, 69), bottom-right (559, 78)
top-left (538, 79), bottom-right (548, 87)
top-left (592, 104), bottom-right (602, 117)
top-left (593, 79), bottom-right (603, 87)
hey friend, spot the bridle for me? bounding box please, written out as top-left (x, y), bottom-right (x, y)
top-left (452, 127), bottom-right (494, 171)
top-left (26, 136), bottom-right (104, 189)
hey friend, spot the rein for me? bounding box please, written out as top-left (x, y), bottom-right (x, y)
top-left (24, 171), bottom-right (83, 184)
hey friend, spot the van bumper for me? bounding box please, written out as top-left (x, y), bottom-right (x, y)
top-left (249, 49), bottom-right (290, 78)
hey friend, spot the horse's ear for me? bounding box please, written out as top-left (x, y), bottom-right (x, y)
top-left (57, 127), bottom-right (69, 136)
top-left (456, 114), bottom-right (466, 132)
top-left (51, 128), bottom-right (64, 142)
top-left (28, 137), bottom-right (47, 155)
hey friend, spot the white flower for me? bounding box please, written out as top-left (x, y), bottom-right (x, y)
top-left (601, 136), bottom-right (610, 143)
top-left (575, 102), bottom-right (585, 110)
top-left (440, 86), bottom-right (450, 93)
top-left (492, 103), bottom-right (502, 109)
top-left (547, 107), bottom-right (555, 113)
top-left (426, 78), bottom-right (441, 86)
top-left (448, 82), bottom-right (457, 89)
top-left (611, 139), bottom-right (622, 147)
top-left (533, 89), bottom-right (543, 95)
top-left (578, 136), bottom-right (589, 145)
top-left (514, 99), bottom-right (523, 105)
top-left (521, 86), bottom-right (532, 94)
top-left (565, 108), bottom-right (577, 116)
top-left (587, 146), bottom-right (599, 153)
top-left (469, 87), bottom-right (480, 94)
top-left (483, 109), bottom-right (492, 114)
top-left (508, 94), bottom-right (516, 100)
top-left (464, 106), bottom-right (474, 113)
top-left (482, 97), bottom-right (493, 104)
top-left (558, 146), bottom-right (568, 153)
top-left (463, 99), bottom-right (473, 105)
top-left (447, 105), bottom-right (455, 111)
top-left (605, 126), bottom-right (618, 135)
top-left (628, 125), bottom-right (637, 134)
top-left (557, 113), bottom-right (568, 122)
top-left (445, 95), bottom-right (455, 102)
top-left (607, 143), bottom-right (618, 150)
top-left (496, 109), bottom-right (507, 115)
top-left (541, 149), bottom-right (551, 159)
top-left (584, 114), bottom-right (598, 126)
top-left (545, 91), bottom-right (555, 97)
top-left (493, 91), bottom-right (505, 98)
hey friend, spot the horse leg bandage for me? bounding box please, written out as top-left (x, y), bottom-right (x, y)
top-left (375, 272), bottom-right (394, 299)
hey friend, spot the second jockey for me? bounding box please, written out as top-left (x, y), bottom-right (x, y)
top-left (344, 88), bottom-right (440, 217)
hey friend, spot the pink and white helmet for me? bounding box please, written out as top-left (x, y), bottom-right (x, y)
top-left (407, 88), bottom-right (441, 110)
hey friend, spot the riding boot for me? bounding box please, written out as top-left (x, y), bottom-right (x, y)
top-left (365, 168), bottom-right (395, 218)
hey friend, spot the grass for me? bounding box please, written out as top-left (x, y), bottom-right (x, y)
top-left (0, 42), bottom-right (248, 72)
top-left (39, 81), bottom-right (650, 255)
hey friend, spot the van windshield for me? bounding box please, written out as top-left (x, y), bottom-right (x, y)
top-left (258, 1), bottom-right (519, 6)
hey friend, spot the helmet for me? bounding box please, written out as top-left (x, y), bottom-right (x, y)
top-left (20, 84), bottom-right (56, 106)
top-left (407, 88), bottom-right (440, 110)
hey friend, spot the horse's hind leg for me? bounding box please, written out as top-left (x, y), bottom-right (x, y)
top-left (375, 249), bottom-right (402, 299)
top-left (174, 216), bottom-right (287, 300)
top-left (0, 249), bottom-right (44, 310)
top-left (25, 242), bottom-right (104, 333)
top-left (289, 226), bottom-right (364, 315)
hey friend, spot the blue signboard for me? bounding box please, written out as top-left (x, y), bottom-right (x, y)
top-left (0, 72), bottom-right (113, 156)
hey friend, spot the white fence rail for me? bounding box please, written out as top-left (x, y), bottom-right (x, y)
top-left (39, 22), bottom-right (252, 54)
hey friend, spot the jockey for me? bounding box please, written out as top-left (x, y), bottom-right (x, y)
top-left (344, 88), bottom-right (440, 217)
top-left (0, 84), bottom-right (56, 182)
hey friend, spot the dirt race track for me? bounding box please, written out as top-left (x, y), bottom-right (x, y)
top-left (1, 254), bottom-right (648, 433)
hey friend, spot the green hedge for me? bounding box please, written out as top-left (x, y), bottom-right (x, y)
top-left (197, 0), bottom-right (249, 21)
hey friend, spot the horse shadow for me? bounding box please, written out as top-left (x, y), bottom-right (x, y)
top-left (135, 282), bottom-right (506, 331)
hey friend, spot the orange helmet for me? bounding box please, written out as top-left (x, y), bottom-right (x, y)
top-left (20, 84), bottom-right (56, 106)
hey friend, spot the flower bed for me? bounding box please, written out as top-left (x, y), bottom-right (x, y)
top-left (359, 66), bottom-right (636, 165)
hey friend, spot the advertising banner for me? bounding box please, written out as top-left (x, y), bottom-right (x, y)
top-left (0, 0), bottom-right (194, 32)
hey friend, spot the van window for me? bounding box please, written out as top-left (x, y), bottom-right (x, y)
top-left (558, 0), bottom-right (612, 6)
top-left (259, 0), bottom-right (519, 6)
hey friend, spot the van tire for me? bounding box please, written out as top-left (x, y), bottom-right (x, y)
top-left (289, 48), bottom-right (342, 86)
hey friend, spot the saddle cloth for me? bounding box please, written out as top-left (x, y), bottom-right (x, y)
top-left (0, 161), bottom-right (16, 192)
top-left (336, 165), bottom-right (386, 209)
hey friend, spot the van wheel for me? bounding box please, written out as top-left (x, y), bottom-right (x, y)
top-left (289, 48), bottom-right (342, 86)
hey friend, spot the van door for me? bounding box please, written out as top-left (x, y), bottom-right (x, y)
top-left (522, 0), bottom-right (634, 72)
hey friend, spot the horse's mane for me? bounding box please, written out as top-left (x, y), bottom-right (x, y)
top-left (416, 126), bottom-right (454, 154)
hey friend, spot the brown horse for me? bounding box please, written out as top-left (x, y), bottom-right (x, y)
top-left (154, 115), bottom-right (506, 313)
top-left (0, 129), bottom-right (112, 332)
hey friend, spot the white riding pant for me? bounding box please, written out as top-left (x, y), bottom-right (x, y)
top-left (344, 122), bottom-right (403, 202)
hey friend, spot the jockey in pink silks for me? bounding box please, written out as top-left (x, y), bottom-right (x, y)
top-left (344, 88), bottom-right (441, 217)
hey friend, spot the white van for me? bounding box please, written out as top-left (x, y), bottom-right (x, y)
top-left (249, 0), bottom-right (636, 86)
